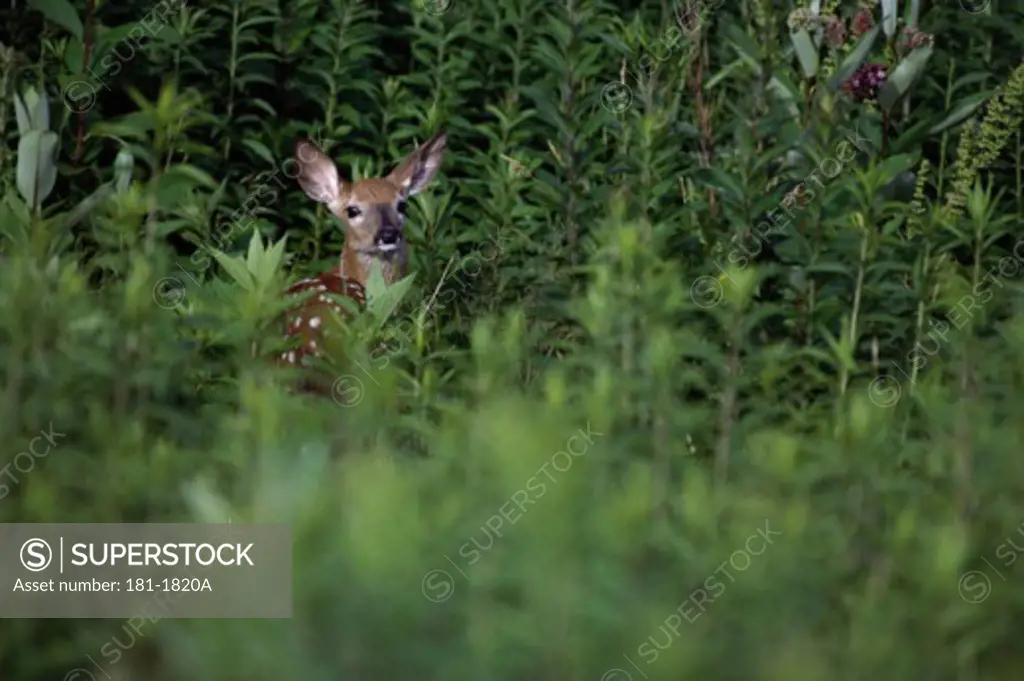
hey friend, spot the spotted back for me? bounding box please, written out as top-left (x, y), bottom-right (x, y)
top-left (278, 272), bottom-right (366, 368)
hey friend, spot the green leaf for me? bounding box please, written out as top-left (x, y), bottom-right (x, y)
top-left (63, 183), bottom-right (114, 230)
top-left (258, 236), bottom-right (288, 286)
top-left (246, 229), bottom-right (265, 275)
top-left (27, 0), bottom-right (84, 40)
top-left (874, 153), bottom-right (919, 188)
top-left (211, 252), bottom-right (255, 292)
top-left (878, 46), bottom-right (933, 112)
top-left (768, 74), bottom-right (800, 121)
top-left (364, 260), bottom-right (388, 305)
top-left (16, 130), bottom-right (59, 210)
top-left (30, 88), bottom-right (51, 132)
top-left (12, 90), bottom-right (32, 136)
top-left (929, 92), bottom-right (992, 135)
top-left (723, 23), bottom-right (761, 72)
top-left (790, 29), bottom-right (819, 79)
top-left (241, 139), bottom-right (276, 166)
top-left (365, 261), bottom-right (415, 329)
top-left (905, 0), bottom-right (920, 27)
top-left (828, 25), bottom-right (880, 91)
top-left (880, 0), bottom-right (898, 38)
top-left (64, 36), bottom-right (83, 73)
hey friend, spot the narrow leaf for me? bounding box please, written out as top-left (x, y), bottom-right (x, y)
top-left (881, 0), bottom-right (898, 38)
top-left (368, 273), bottom-right (416, 330)
top-left (16, 130), bottom-right (59, 210)
top-left (27, 0), bottom-right (84, 39)
top-left (63, 183), bottom-right (114, 230)
top-left (30, 88), bottom-right (51, 132)
top-left (790, 29), bottom-right (819, 78)
top-left (246, 229), bottom-right (264, 275)
top-left (211, 252), bottom-right (255, 292)
top-left (13, 89), bottom-right (33, 135)
top-left (929, 92), bottom-right (991, 135)
top-left (878, 46), bottom-right (933, 112)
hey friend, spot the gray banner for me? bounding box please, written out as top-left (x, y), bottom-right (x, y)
top-left (0, 524), bottom-right (291, 618)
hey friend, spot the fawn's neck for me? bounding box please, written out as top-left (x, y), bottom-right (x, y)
top-left (340, 246), bottom-right (405, 285)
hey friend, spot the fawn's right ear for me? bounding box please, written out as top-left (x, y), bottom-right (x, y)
top-left (294, 139), bottom-right (343, 211)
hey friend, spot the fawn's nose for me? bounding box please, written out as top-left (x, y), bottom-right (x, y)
top-left (376, 226), bottom-right (401, 246)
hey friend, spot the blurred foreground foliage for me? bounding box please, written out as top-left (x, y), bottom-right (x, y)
top-left (2, 0), bottom-right (1024, 679)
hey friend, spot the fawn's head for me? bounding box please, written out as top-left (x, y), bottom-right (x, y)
top-left (294, 131), bottom-right (446, 281)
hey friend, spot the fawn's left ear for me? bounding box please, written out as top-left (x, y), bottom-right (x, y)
top-left (386, 130), bottom-right (446, 198)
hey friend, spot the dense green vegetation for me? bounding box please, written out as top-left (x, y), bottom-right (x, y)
top-left (2, 0), bottom-right (1024, 679)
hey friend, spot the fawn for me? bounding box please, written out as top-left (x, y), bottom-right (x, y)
top-left (278, 130), bottom-right (447, 376)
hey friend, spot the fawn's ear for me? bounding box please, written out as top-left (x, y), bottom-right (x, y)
top-left (386, 130), bottom-right (446, 198)
top-left (294, 139), bottom-right (344, 211)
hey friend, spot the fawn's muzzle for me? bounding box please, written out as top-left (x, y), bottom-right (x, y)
top-left (375, 226), bottom-right (402, 251)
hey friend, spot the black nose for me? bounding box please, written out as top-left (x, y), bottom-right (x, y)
top-left (376, 227), bottom-right (400, 245)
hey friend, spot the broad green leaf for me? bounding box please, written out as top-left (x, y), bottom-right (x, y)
top-left (64, 36), bottom-right (83, 73)
top-left (929, 92), bottom-right (992, 135)
top-left (63, 183), bottom-right (114, 230)
top-left (16, 130), bottom-right (59, 210)
top-left (790, 29), bottom-right (819, 78)
top-left (365, 262), bottom-right (415, 329)
top-left (258, 236), bottom-right (288, 286)
top-left (723, 22), bottom-right (761, 72)
top-left (768, 74), bottom-right (800, 121)
top-left (874, 153), bottom-right (919, 187)
top-left (879, 46), bottom-right (933, 112)
top-left (880, 0), bottom-right (898, 38)
top-left (246, 229), bottom-right (265, 275)
top-left (27, 0), bottom-right (83, 40)
top-left (905, 0), bottom-right (920, 27)
top-left (30, 88), bottom-right (50, 132)
top-left (241, 139), bottom-right (276, 166)
top-left (211, 252), bottom-right (255, 292)
top-left (828, 25), bottom-right (880, 91)
top-left (12, 90), bottom-right (32, 135)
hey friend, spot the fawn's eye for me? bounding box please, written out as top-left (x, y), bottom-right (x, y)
top-left (345, 206), bottom-right (361, 219)
top-left (396, 200), bottom-right (408, 216)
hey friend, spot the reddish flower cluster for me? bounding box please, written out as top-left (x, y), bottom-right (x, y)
top-left (844, 63), bottom-right (887, 102)
top-left (825, 17), bottom-right (846, 48)
top-left (851, 8), bottom-right (874, 38)
top-left (902, 26), bottom-right (935, 50)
